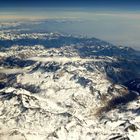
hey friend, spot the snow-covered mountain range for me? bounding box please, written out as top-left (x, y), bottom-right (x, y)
top-left (0, 31), bottom-right (140, 140)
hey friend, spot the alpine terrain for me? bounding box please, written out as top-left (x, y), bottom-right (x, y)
top-left (0, 30), bottom-right (140, 140)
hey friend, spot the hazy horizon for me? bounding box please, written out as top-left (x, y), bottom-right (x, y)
top-left (0, 0), bottom-right (140, 50)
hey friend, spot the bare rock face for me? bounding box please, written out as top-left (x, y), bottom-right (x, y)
top-left (0, 31), bottom-right (140, 140)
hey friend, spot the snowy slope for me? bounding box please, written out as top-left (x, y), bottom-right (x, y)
top-left (0, 32), bottom-right (140, 140)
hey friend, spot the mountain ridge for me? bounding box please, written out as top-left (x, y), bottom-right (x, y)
top-left (0, 32), bottom-right (140, 140)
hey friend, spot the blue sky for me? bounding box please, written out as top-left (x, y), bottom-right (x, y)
top-left (0, 0), bottom-right (140, 8)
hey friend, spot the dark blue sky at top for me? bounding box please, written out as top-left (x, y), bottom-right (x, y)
top-left (0, 0), bottom-right (140, 9)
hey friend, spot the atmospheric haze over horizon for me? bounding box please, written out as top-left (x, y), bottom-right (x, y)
top-left (0, 7), bottom-right (140, 50)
